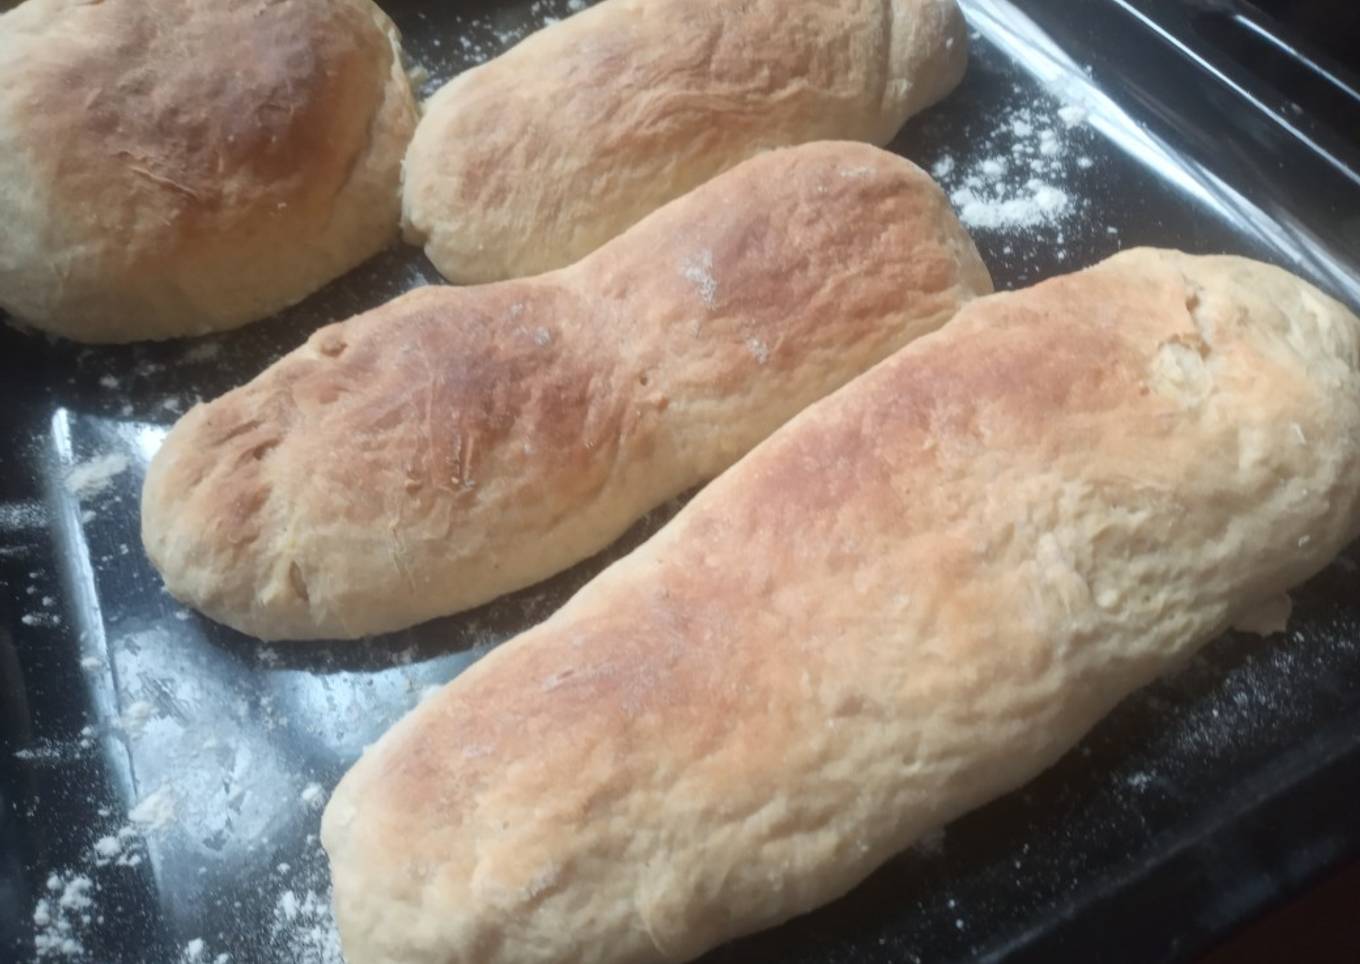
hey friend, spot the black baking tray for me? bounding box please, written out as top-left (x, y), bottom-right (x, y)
top-left (2, 0), bottom-right (1359, 961)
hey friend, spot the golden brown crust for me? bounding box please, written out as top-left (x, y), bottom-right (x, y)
top-left (322, 249), bottom-right (1360, 964)
top-left (0, 0), bottom-right (418, 341)
top-left (403, 0), bottom-right (968, 283)
top-left (141, 142), bottom-right (991, 639)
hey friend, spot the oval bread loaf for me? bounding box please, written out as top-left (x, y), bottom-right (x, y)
top-left (141, 142), bottom-right (991, 641)
top-left (0, 0), bottom-right (418, 342)
top-left (403, 0), bottom-right (968, 283)
top-left (321, 249), bottom-right (1360, 964)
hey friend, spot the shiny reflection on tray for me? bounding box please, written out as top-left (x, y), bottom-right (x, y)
top-left (962, 0), bottom-right (1360, 305)
top-left (40, 407), bottom-right (486, 930)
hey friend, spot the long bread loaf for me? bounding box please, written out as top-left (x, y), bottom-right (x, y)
top-left (141, 142), bottom-right (990, 640)
top-left (403, 0), bottom-right (968, 283)
top-left (322, 248), bottom-right (1360, 964)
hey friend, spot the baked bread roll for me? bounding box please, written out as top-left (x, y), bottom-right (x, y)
top-left (322, 249), bottom-right (1360, 964)
top-left (141, 142), bottom-right (990, 640)
top-left (403, 0), bottom-right (968, 284)
top-left (0, 0), bottom-right (418, 343)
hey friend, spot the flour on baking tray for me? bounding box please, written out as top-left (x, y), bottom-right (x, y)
top-left (256, 836), bottom-right (345, 964)
top-left (930, 98), bottom-right (1092, 234)
top-left (32, 873), bottom-right (95, 959)
top-left (63, 453), bottom-right (129, 501)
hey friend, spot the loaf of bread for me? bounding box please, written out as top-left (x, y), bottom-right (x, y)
top-left (322, 249), bottom-right (1360, 964)
top-left (403, 0), bottom-right (968, 284)
top-left (0, 0), bottom-right (417, 342)
top-left (141, 142), bottom-right (990, 640)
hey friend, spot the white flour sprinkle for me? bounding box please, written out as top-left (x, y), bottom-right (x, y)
top-left (91, 836), bottom-right (121, 861)
top-left (128, 784), bottom-right (178, 832)
top-left (118, 700), bottom-right (157, 739)
top-left (300, 783), bottom-right (327, 808)
top-left (278, 890), bottom-right (299, 921)
top-left (91, 827), bottom-right (142, 868)
top-left (58, 878), bottom-right (92, 913)
top-left (1058, 105), bottom-right (1089, 127)
top-left (930, 101), bottom-right (1091, 234)
top-left (21, 611), bottom-right (62, 628)
top-left (0, 500), bottom-right (44, 530)
top-left (31, 820), bottom-right (153, 954)
top-left (680, 250), bottom-right (718, 308)
top-left (63, 454), bottom-right (129, 500)
top-left (950, 181), bottom-right (1070, 231)
top-left (34, 873), bottom-right (94, 959)
top-left (14, 738), bottom-right (80, 762)
top-left (270, 885), bottom-right (343, 964)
